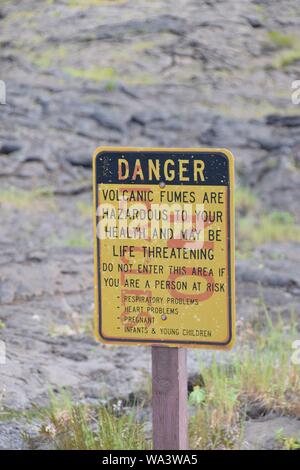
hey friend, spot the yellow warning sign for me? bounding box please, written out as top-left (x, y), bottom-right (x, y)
top-left (93, 148), bottom-right (235, 349)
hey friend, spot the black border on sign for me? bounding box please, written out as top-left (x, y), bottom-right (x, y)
top-left (95, 150), bottom-right (232, 347)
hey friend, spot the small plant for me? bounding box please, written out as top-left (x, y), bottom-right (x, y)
top-left (268, 31), bottom-right (300, 68)
top-left (189, 386), bottom-right (206, 406)
top-left (275, 49), bottom-right (300, 68)
top-left (268, 32), bottom-right (295, 49)
top-left (105, 81), bottom-right (117, 92)
top-left (275, 429), bottom-right (300, 450)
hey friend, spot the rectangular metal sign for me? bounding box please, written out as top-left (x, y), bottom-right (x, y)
top-left (93, 147), bottom-right (235, 349)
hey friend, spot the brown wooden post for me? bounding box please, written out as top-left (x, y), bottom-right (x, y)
top-left (152, 346), bottom-right (188, 450)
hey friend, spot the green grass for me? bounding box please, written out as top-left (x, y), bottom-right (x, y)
top-left (235, 186), bottom-right (258, 216)
top-left (68, 0), bottom-right (126, 6)
top-left (30, 46), bottom-right (67, 69)
top-left (3, 9), bottom-right (37, 24)
top-left (36, 392), bottom-right (149, 450)
top-left (64, 230), bottom-right (91, 249)
top-left (189, 311), bottom-right (300, 449)
top-left (238, 210), bottom-right (300, 251)
top-left (104, 81), bottom-right (118, 92)
top-left (63, 66), bottom-right (157, 86)
top-left (125, 73), bottom-right (158, 86)
top-left (76, 200), bottom-right (92, 218)
top-left (0, 187), bottom-right (55, 209)
top-left (268, 31), bottom-right (300, 68)
top-left (275, 49), bottom-right (300, 68)
top-left (275, 429), bottom-right (300, 450)
top-left (0, 406), bottom-right (47, 423)
top-left (131, 40), bottom-right (158, 52)
top-left (268, 31), bottom-right (295, 49)
top-left (64, 66), bottom-right (118, 82)
top-left (235, 186), bottom-right (300, 252)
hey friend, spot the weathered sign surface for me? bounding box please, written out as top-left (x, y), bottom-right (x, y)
top-left (93, 148), bottom-right (235, 349)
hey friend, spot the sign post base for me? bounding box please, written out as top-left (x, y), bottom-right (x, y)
top-left (152, 346), bottom-right (188, 450)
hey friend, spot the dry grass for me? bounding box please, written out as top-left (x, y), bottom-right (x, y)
top-left (37, 392), bottom-right (149, 450)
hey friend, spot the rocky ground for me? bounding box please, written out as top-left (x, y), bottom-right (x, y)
top-left (0, 0), bottom-right (300, 449)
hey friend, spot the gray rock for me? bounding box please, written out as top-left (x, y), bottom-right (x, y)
top-left (242, 416), bottom-right (300, 450)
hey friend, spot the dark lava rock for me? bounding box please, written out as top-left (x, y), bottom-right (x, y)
top-left (66, 153), bottom-right (92, 168)
top-left (199, 116), bottom-right (276, 149)
top-left (0, 142), bottom-right (22, 155)
top-left (266, 115), bottom-right (300, 127)
top-left (245, 16), bottom-right (263, 28)
top-left (88, 111), bottom-right (124, 133)
top-left (245, 401), bottom-right (269, 419)
top-left (94, 14), bottom-right (187, 40)
top-left (236, 261), bottom-right (299, 290)
top-left (188, 373), bottom-right (206, 393)
top-left (129, 111), bottom-right (167, 126)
